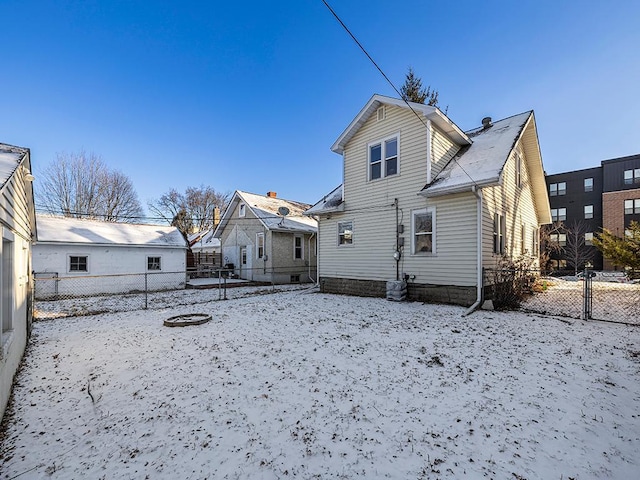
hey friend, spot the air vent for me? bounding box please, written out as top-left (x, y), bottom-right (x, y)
top-left (377, 106), bottom-right (386, 122)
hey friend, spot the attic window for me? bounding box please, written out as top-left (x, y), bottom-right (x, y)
top-left (369, 134), bottom-right (399, 181)
top-left (377, 106), bottom-right (386, 121)
top-left (239, 203), bottom-right (246, 217)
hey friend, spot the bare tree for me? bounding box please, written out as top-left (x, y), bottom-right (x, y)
top-left (38, 151), bottom-right (143, 222)
top-left (148, 185), bottom-right (229, 237)
top-left (564, 220), bottom-right (596, 275)
top-left (539, 223), bottom-right (564, 274)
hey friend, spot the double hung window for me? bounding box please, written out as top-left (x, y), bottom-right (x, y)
top-left (369, 135), bottom-right (399, 180)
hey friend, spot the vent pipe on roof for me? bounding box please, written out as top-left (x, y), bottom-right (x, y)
top-left (481, 117), bottom-right (492, 129)
top-left (267, 191), bottom-right (277, 198)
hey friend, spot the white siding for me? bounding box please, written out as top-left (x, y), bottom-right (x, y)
top-left (481, 140), bottom-right (541, 269)
top-left (0, 151), bottom-right (35, 421)
top-left (32, 244), bottom-right (187, 297)
top-left (320, 105), bottom-right (476, 287)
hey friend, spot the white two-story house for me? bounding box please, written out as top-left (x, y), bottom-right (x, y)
top-left (306, 94), bottom-right (551, 308)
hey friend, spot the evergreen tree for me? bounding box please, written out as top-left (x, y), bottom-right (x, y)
top-left (400, 67), bottom-right (439, 106)
top-left (592, 221), bottom-right (640, 276)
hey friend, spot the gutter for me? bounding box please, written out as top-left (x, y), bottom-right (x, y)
top-left (464, 185), bottom-right (484, 316)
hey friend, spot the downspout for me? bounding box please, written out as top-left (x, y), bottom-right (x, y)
top-left (308, 232), bottom-right (316, 283)
top-left (464, 186), bottom-right (484, 316)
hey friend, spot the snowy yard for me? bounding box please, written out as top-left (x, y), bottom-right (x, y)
top-left (1, 290), bottom-right (639, 479)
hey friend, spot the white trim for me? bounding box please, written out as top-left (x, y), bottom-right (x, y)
top-left (426, 119), bottom-right (432, 184)
top-left (411, 207), bottom-right (436, 255)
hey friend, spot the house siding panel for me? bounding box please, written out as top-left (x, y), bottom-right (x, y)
top-left (482, 142), bottom-right (541, 269)
top-left (320, 103), bottom-right (478, 290)
top-left (0, 149), bottom-right (35, 421)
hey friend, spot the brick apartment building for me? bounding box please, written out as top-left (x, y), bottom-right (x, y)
top-left (545, 153), bottom-right (640, 272)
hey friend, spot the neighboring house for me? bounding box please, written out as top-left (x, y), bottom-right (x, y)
top-left (306, 94), bottom-right (550, 307)
top-left (545, 153), bottom-right (640, 271)
top-left (33, 215), bottom-right (187, 298)
top-left (190, 228), bottom-right (222, 274)
top-left (214, 191), bottom-right (317, 283)
top-left (0, 143), bottom-right (36, 421)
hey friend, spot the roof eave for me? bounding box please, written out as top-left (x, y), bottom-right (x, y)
top-left (330, 95), bottom-right (471, 154)
top-left (419, 178), bottom-right (499, 197)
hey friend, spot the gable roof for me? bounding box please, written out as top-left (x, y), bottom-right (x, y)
top-left (191, 228), bottom-right (221, 251)
top-left (0, 143), bottom-right (30, 191)
top-left (214, 191), bottom-right (317, 236)
top-left (331, 94), bottom-right (471, 154)
top-left (36, 215), bottom-right (187, 248)
top-left (305, 184), bottom-right (344, 216)
top-left (421, 111), bottom-right (551, 224)
top-left (422, 112), bottom-right (532, 196)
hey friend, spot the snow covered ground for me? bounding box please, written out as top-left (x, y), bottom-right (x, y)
top-left (2, 290), bottom-right (639, 479)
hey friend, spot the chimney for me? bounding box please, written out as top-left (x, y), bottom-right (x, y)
top-left (481, 117), bottom-right (492, 129)
top-left (266, 191), bottom-right (277, 198)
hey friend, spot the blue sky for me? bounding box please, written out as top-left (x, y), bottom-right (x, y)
top-left (1, 1), bottom-right (639, 216)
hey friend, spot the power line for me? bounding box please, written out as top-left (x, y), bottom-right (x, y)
top-left (320, 0), bottom-right (479, 189)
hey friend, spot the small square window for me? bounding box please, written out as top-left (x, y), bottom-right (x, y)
top-left (147, 256), bottom-right (161, 271)
top-left (69, 256), bottom-right (88, 272)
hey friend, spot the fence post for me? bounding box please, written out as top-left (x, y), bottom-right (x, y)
top-left (144, 273), bottom-right (148, 310)
top-left (582, 267), bottom-right (593, 320)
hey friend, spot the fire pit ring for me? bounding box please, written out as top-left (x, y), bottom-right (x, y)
top-left (163, 313), bottom-right (212, 327)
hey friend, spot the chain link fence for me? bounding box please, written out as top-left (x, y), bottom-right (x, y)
top-left (484, 268), bottom-right (640, 325)
top-left (33, 267), bottom-right (316, 319)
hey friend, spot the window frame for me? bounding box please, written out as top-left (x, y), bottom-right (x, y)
top-left (367, 133), bottom-right (400, 181)
top-left (515, 152), bottom-right (522, 188)
top-left (493, 213), bottom-right (506, 255)
top-left (147, 256), bottom-right (162, 271)
top-left (337, 220), bottom-right (354, 246)
top-left (532, 228), bottom-right (540, 256)
top-left (625, 198), bottom-right (640, 214)
top-left (549, 182), bottom-right (566, 196)
top-left (256, 233), bottom-right (264, 259)
top-left (293, 235), bottom-right (303, 260)
top-left (585, 232), bottom-right (594, 246)
top-left (584, 177), bottom-right (593, 192)
top-left (239, 203), bottom-right (246, 217)
top-left (68, 255), bottom-right (89, 273)
top-left (551, 208), bottom-right (567, 222)
top-left (584, 204), bottom-right (593, 219)
top-left (411, 207), bottom-right (436, 255)
top-left (624, 169), bottom-right (640, 185)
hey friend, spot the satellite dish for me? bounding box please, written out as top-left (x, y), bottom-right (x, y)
top-left (278, 206), bottom-right (290, 216)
